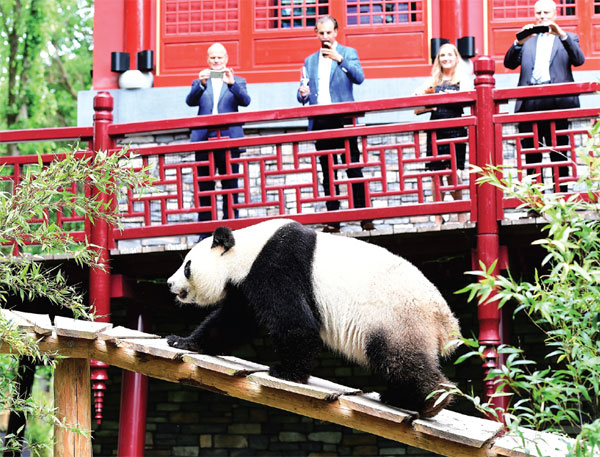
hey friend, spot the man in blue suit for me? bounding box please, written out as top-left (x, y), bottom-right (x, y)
top-left (186, 42), bottom-right (251, 221)
top-left (298, 16), bottom-right (373, 232)
top-left (504, 0), bottom-right (585, 193)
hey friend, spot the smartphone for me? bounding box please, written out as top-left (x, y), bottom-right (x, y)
top-left (516, 25), bottom-right (549, 41)
top-left (321, 41), bottom-right (330, 49)
top-left (210, 70), bottom-right (225, 79)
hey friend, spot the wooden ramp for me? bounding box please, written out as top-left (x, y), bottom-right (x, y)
top-left (0, 310), bottom-right (574, 457)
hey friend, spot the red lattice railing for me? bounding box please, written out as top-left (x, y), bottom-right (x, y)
top-left (113, 110), bottom-right (476, 242)
top-left (1, 79), bottom-right (598, 249)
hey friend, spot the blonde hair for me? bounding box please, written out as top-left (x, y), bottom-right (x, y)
top-left (430, 43), bottom-right (466, 87)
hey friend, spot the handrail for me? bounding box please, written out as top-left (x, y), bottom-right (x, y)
top-left (0, 126), bottom-right (93, 144)
top-left (493, 81), bottom-right (600, 103)
top-left (107, 91), bottom-right (478, 137)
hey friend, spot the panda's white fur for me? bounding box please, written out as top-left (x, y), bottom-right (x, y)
top-left (311, 232), bottom-right (456, 365)
top-left (167, 219), bottom-right (461, 418)
top-left (169, 218), bottom-right (290, 306)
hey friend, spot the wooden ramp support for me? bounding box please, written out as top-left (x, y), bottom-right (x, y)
top-left (0, 310), bottom-right (574, 457)
top-left (54, 358), bottom-right (92, 457)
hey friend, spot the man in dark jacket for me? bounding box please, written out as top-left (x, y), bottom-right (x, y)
top-left (186, 43), bottom-right (251, 221)
top-left (504, 0), bottom-right (585, 192)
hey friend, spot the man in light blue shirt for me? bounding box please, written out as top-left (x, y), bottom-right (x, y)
top-left (297, 16), bottom-right (373, 232)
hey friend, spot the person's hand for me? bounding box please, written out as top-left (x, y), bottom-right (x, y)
top-left (516, 23), bottom-right (537, 45)
top-left (198, 69), bottom-right (210, 86)
top-left (223, 68), bottom-right (235, 85)
top-left (299, 84), bottom-right (310, 98)
top-left (321, 43), bottom-right (343, 63)
top-left (414, 86), bottom-right (434, 96)
top-left (547, 21), bottom-right (566, 39)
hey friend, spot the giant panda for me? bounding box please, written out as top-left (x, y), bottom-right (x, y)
top-left (166, 218), bottom-right (461, 418)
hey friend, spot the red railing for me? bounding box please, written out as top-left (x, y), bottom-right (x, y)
top-left (3, 79), bottom-right (597, 251)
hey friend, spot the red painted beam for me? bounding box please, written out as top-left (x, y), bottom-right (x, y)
top-left (0, 126), bottom-right (92, 144)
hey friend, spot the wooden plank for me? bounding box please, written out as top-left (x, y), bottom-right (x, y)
top-left (413, 409), bottom-right (504, 448)
top-left (0, 309), bottom-right (35, 330)
top-left (338, 392), bottom-right (414, 424)
top-left (491, 428), bottom-right (574, 457)
top-left (11, 311), bottom-right (53, 335)
top-left (97, 326), bottom-right (160, 341)
top-left (182, 354), bottom-right (269, 376)
top-left (54, 358), bottom-right (92, 457)
top-left (16, 333), bottom-right (558, 457)
top-left (117, 338), bottom-right (192, 360)
top-left (54, 316), bottom-right (113, 339)
top-left (247, 372), bottom-right (361, 401)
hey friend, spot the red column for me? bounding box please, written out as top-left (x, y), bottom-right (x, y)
top-left (118, 371), bottom-right (149, 456)
top-left (463, 0), bottom-right (485, 55)
top-left (473, 56), bottom-right (509, 417)
top-left (90, 92), bottom-right (115, 424)
top-left (118, 312), bottom-right (150, 457)
top-left (439, 0), bottom-right (463, 43)
top-left (125, 0), bottom-right (151, 63)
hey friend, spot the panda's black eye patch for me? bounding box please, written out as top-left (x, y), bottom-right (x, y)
top-left (184, 260), bottom-right (191, 279)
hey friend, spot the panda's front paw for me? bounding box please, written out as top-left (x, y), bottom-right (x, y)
top-left (166, 335), bottom-right (199, 351)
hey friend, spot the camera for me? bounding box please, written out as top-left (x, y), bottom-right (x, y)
top-left (516, 25), bottom-right (549, 41)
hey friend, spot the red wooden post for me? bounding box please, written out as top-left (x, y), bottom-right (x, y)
top-left (118, 312), bottom-right (150, 457)
top-left (439, 0), bottom-right (463, 43)
top-left (90, 92), bottom-right (114, 424)
top-left (473, 56), bottom-right (509, 417)
top-left (125, 0), bottom-right (151, 60)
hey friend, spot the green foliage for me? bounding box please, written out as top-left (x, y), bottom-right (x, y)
top-left (0, 147), bottom-right (152, 320)
top-left (24, 366), bottom-right (53, 457)
top-left (0, 147), bottom-right (152, 454)
top-left (0, 0), bottom-right (93, 155)
top-left (451, 123), bottom-right (600, 457)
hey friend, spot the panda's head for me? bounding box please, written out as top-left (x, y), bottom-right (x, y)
top-left (167, 226), bottom-right (236, 306)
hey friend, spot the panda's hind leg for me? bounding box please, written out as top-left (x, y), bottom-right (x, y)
top-left (365, 329), bottom-right (453, 418)
top-left (268, 326), bottom-right (322, 383)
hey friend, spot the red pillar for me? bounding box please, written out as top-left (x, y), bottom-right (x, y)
top-left (463, 0), bottom-right (485, 56)
top-left (90, 92), bottom-right (115, 424)
top-left (473, 56), bottom-right (509, 417)
top-left (125, 0), bottom-right (151, 64)
top-left (439, 0), bottom-right (463, 43)
top-left (118, 312), bottom-right (150, 457)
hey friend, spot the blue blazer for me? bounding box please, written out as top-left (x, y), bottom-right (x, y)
top-left (186, 75), bottom-right (251, 142)
top-left (504, 32), bottom-right (585, 112)
top-left (297, 44), bottom-right (365, 129)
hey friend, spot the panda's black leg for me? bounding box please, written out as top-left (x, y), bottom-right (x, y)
top-left (365, 330), bottom-right (453, 418)
top-left (268, 326), bottom-right (322, 383)
top-left (167, 289), bottom-right (257, 354)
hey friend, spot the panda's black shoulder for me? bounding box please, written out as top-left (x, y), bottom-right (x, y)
top-left (251, 221), bottom-right (317, 267)
top-left (270, 221), bottom-right (316, 245)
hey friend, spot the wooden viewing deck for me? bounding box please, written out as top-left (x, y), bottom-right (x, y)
top-left (0, 310), bottom-right (574, 457)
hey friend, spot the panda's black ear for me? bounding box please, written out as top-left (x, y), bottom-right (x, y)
top-left (211, 226), bottom-right (235, 254)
